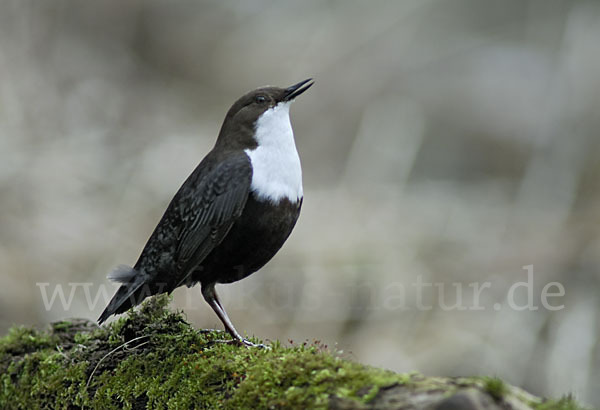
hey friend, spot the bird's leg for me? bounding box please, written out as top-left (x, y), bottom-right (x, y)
top-left (201, 283), bottom-right (267, 348)
top-left (202, 284), bottom-right (243, 340)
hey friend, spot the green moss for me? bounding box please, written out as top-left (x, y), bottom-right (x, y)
top-left (0, 343), bottom-right (89, 408)
top-left (483, 376), bottom-right (508, 401)
top-left (0, 325), bottom-right (59, 358)
top-left (0, 296), bottom-right (402, 409)
top-left (87, 296), bottom-right (402, 409)
top-left (0, 296), bottom-right (592, 409)
top-left (227, 343), bottom-right (399, 408)
top-left (534, 395), bottom-right (588, 410)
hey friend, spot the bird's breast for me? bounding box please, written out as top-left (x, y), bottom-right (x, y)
top-left (193, 193), bottom-right (302, 284)
top-left (245, 102), bottom-right (303, 203)
top-left (244, 140), bottom-right (303, 204)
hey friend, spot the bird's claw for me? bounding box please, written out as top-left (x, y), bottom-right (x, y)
top-left (240, 339), bottom-right (270, 349)
top-left (197, 328), bottom-right (225, 334)
top-left (207, 337), bottom-right (270, 349)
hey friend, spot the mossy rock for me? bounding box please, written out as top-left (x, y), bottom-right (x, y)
top-left (0, 296), bottom-right (588, 409)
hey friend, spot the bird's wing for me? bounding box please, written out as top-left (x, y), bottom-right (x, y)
top-left (173, 152), bottom-right (252, 282)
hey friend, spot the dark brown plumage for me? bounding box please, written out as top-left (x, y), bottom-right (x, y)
top-left (98, 79), bottom-right (313, 346)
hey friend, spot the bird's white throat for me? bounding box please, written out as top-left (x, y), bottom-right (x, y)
top-left (245, 102), bottom-right (303, 203)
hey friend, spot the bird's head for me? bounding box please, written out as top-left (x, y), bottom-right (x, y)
top-left (216, 79), bottom-right (313, 150)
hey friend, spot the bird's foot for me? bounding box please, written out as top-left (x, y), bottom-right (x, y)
top-left (197, 328), bottom-right (225, 334)
top-left (239, 338), bottom-right (270, 349)
top-left (207, 337), bottom-right (270, 349)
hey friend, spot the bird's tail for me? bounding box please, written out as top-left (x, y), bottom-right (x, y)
top-left (98, 265), bottom-right (150, 324)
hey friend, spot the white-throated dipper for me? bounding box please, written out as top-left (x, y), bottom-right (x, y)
top-left (98, 79), bottom-right (313, 346)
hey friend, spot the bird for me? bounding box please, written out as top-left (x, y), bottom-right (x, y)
top-left (98, 79), bottom-right (313, 346)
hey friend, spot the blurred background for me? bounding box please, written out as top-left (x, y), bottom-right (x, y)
top-left (1, 0), bottom-right (599, 406)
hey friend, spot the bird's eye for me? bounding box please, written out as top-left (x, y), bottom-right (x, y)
top-left (255, 95), bottom-right (266, 104)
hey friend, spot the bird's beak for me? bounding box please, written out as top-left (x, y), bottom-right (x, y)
top-left (283, 78), bottom-right (314, 101)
